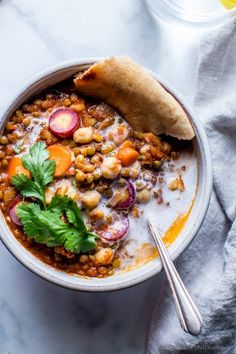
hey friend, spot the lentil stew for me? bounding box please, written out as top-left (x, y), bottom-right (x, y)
top-left (0, 76), bottom-right (197, 278)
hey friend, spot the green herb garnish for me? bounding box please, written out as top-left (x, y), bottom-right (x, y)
top-left (12, 142), bottom-right (97, 254)
top-left (17, 198), bottom-right (96, 253)
top-left (12, 141), bottom-right (55, 208)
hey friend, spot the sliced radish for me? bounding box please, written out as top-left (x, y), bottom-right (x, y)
top-left (49, 108), bottom-right (80, 138)
top-left (8, 196), bottom-right (23, 226)
top-left (110, 181), bottom-right (136, 210)
top-left (96, 213), bottom-right (129, 242)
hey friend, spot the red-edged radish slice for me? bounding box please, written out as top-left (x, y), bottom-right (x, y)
top-left (115, 181), bottom-right (136, 210)
top-left (8, 196), bottom-right (23, 226)
top-left (96, 213), bottom-right (129, 241)
top-left (49, 108), bottom-right (80, 138)
top-left (109, 181), bottom-right (136, 210)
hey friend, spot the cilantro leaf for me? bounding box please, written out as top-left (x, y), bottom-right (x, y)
top-left (12, 174), bottom-right (45, 202)
top-left (66, 200), bottom-right (87, 231)
top-left (17, 202), bottom-right (67, 246)
top-left (17, 199), bottom-right (97, 254)
top-left (64, 230), bottom-right (96, 253)
top-left (47, 195), bottom-right (71, 216)
top-left (12, 141), bottom-right (55, 207)
top-left (80, 233), bottom-right (97, 253)
top-left (22, 141), bottom-right (55, 187)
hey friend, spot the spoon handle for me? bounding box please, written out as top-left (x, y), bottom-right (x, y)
top-left (147, 218), bottom-right (203, 336)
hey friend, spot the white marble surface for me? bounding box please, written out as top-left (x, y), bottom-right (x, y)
top-left (0, 1), bottom-right (203, 353)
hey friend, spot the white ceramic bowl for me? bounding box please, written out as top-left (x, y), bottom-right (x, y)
top-left (0, 59), bottom-right (212, 291)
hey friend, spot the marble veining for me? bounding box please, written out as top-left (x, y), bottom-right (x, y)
top-left (0, 0), bottom-right (202, 353)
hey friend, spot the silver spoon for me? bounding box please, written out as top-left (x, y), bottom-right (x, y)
top-left (147, 217), bottom-right (203, 336)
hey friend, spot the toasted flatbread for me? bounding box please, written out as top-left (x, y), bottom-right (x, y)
top-left (74, 56), bottom-right (195, 140)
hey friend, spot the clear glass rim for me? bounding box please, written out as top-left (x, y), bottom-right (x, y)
top-left (146, 0), bottom-right (236, 26)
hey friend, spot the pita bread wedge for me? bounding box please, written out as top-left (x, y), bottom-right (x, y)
top-left (74, 56), bottom-right (195, 140)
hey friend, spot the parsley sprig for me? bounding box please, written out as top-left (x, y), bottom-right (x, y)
top-left (11, 142), bottom-right (97, 254)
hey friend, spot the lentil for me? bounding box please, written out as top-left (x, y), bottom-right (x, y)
top-left (75, 170), bottom-right (85, 182)
top-left (0, 136), bottom-right (8, 145)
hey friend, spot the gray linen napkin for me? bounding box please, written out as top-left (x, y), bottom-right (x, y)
top-left (147, 20), bottom-right (236, 354)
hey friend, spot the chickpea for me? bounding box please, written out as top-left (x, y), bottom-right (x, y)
top-left (101, 157), bottom-right (122, 179)
top-left (73, 127), bottom-right (94, 144)
top-left (95, 248), bottom-right (114, 265)
top-left (136, 188), bottom-right (151, 203)
top-left (81, 190), bottom-right (101, 209)
top-left (76, 171), bottom-right (85, 183)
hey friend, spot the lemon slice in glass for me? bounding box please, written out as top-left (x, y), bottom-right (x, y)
top-left (220, 0), bottom-right (236, 10)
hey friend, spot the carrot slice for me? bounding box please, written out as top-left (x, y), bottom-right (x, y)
top-left (7, 157), bottom-right (31, 180)
top-left (48, 144), bottom-right (72, 177)
top-left (116, 147), bottom-right (139, 166)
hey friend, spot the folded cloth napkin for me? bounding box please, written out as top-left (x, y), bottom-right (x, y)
top-left (147, 20), bottom-right (236, 354)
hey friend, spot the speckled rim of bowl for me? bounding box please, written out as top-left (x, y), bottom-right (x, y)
top-left (0, 58), bottom-right (212, 292)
